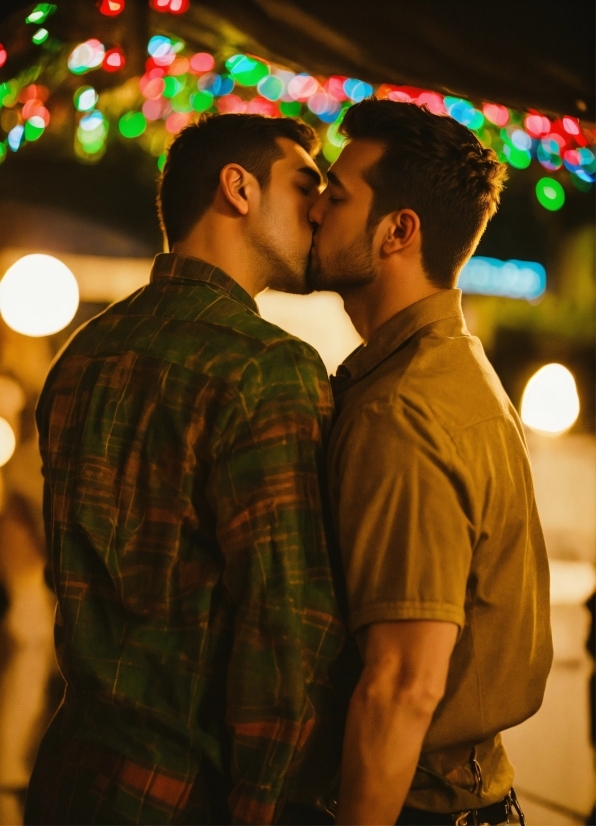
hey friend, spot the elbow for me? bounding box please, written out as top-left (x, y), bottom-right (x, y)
top-left (355, 662), bottom-right (446, 721)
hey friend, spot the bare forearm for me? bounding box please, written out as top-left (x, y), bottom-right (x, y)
top-left (335, 675), bottom-right (437, 825)
top-left (334, 622), bottom-right (458, 824)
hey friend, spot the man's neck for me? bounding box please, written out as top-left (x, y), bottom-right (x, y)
top-left (172, 214), bottom-right (265, 298)
top-left (341, 274), bottom-right (444, 343)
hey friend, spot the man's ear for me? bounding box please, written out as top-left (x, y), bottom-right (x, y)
top-left (381, 209), bottom-right (421, 255)
top-left (219, 163), bottom-right (257, 216)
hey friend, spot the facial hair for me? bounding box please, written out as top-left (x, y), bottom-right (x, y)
top-left (250, 196), bottom-right (312, 296)
top-left (308, 227), bottom-right (376, 293)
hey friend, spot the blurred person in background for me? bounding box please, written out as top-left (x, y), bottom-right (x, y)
top-left (25, 113), bottom-right (349, 826)
top-left (308, 99), bottom-right (553, 826)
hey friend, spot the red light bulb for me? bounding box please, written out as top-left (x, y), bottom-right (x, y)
top-left (98, 0), bottom-right (125, 15)
top-left (104, 46), bottom-right (125, 72)
top-left (149, 0), bottom-right (189, 13)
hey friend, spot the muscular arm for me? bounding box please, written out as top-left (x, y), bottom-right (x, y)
top-left (336, 620), bottom-right (458, 825)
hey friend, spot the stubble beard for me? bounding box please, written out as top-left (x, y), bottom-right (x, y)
top-left (250, 200), bottom-right (312, 296)
top-left (307, 227), bottom-right (376, 293)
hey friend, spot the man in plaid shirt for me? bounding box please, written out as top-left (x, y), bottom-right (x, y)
top-left (25, 115), bottom-right (348, 825)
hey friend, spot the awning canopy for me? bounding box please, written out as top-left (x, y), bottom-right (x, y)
top-left (189, 0), bottom-right (594, 120)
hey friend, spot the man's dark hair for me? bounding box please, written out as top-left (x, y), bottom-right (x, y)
top-left (340, 99), bottom-right (507, 289)
top-left (157, 113), bottom-right (320, 249)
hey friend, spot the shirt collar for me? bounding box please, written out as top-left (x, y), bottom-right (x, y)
top-left (333, 289), bottom-right (465, 390)
top-left (150, 253), bottom-right (259, 314)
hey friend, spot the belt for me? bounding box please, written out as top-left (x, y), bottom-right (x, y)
top-left (397, 789), bottom-right (524, 825)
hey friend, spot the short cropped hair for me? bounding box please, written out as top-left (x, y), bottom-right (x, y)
top-left (340, 99), bottom-right (507, 289)
top-left (157, 113), bottom-right (320, 248)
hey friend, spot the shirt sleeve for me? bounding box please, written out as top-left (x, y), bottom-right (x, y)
top-left (333, 396), bottom-right (474, 635)
top-left (206, 338), bottom-right (345, 825)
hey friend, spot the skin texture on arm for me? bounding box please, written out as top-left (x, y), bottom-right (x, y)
top-left (336, 620), bottom-right (458, 826)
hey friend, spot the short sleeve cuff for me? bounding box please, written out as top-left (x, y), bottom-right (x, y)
top-left (349, 601), bottom-right (465, 635)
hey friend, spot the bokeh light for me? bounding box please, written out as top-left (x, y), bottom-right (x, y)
top-left (0, 418), bottom-right (16, 468)
top-left (119, 111), bottom-right (147, 138)
top-left (525, 114), bottom-right (550, 137)
top-left (74, 86), bottom-right (98, 112)
top-left (104, 47), bottom-right (125, 72)
top-left (8, 125), bottom-right (24, 152)
top-left (25, 3), bottom-right (56, 24)
top-left (0, 44), bottom-right (7, 68)
top-left (536, 177), bottom-right (565, 210)
top-left (189, 53), bottom-right (214, 74)
top-left (521, 364), bottom-right (580, 436)
top-left (98, 0), bottom-right (125, 15)
top-left (0, 376), bottom-right (26, 419)
top-left (32, 28), bottom-right (49, 45)
top-left (482, 103), bottom-right (510, 126)
top-left (0, 255), bottom-right (79, 337)
top-left (68, 39), bottom-right (105, 74)
top-left (226, 55), bottom-right (269, 87)
top-left (150, 0), bottom-right (190, 13)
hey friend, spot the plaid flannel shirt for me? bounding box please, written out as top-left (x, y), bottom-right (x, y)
top-left (28, 254), bottom-right (347, 825)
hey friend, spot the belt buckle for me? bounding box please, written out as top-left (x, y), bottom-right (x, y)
top-left (453, 813), bottom-right (470, 826)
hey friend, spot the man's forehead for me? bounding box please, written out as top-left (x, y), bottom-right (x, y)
top-left (331, 138), bottom-right (385, 181)
top-left (275, 136), bottom-right (317, 170)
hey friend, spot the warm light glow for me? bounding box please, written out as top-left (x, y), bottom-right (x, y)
top-left (521, 364), bottom-right (580, 436)
top-left (549, 560), bottom-right (596, 606)
top-left (0, 417), bottom-right (16, 467)
top-left (0, 254), bottom-right (79, 336)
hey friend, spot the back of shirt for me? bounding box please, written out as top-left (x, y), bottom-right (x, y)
top-left (35, 254), bottom-right (346, 825)
top-left (328, 290), bottom-right (552, 812)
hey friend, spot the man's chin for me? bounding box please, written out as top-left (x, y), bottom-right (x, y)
top-left (268, 265), bottom-right (312, 296)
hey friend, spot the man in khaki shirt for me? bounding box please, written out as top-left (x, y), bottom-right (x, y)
top-left (308, 99), bottom-right (552, 825)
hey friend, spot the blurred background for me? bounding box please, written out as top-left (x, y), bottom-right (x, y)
top-left (0, 1), bottom-right (594, 824)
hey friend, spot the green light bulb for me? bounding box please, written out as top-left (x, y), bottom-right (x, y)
top-left (536, 177), bottom-right (565, 211)
top-left (26, 4), bottom-right (56, 24)
top-left (32, 28), bottom-right (49, 45)
top-left (119, 112), bottom-right (147, 139)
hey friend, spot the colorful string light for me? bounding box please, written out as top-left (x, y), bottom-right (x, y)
top-left (0, 6), bottom-right (594, 212)
top-left (97, 0), bottom-right (125, 16)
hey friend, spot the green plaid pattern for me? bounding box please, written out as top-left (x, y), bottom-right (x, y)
top-left (29, 254), bottom-right (346, 825)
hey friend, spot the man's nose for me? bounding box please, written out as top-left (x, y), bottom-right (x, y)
top-left (308, 193), bottom-right (324, 227)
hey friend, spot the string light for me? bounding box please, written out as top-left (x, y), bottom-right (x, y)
top-left (25, 4), bottom-right (56, 24)
top-left (150, 0), bottom-right (190, 13)
top-left (98, 0), bottom-right (125, 15)
top-left (536, 177), bottom-right (565, 210)
top-left (32, 28), bottom-right (49, 45)
top-left (0, 11), bottom-right (592, 208)
top-left (103, 46), bottom-right (125, 71)
top-left (68, 39), bottom-right (105, 74)
top-left (74, 86), bottom-right (98, 111)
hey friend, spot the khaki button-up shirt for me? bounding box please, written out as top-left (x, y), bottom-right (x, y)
top-left (328, 288), bottom-right (552, 812)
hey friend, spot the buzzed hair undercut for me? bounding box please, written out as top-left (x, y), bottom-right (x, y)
top-left (340, 98), bottom-right (507, 289)
top-left (157, 113), bottom-right (320, 250)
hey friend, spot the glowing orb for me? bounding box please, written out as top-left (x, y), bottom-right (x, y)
top-left (521, 364), bottom-right (580, 436)
top-left (0, 254), bottom-right (79, 337)
top-left (0, 418), bottom-right (16, 467)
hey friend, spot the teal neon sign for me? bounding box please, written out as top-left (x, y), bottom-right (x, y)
top-left (459, 257), bottom-right (546, 300)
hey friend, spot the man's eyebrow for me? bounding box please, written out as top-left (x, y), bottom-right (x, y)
top-left (326, 170), bottom-right (345, 189)
top-left (296, 165), bottom-right (323, 187)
